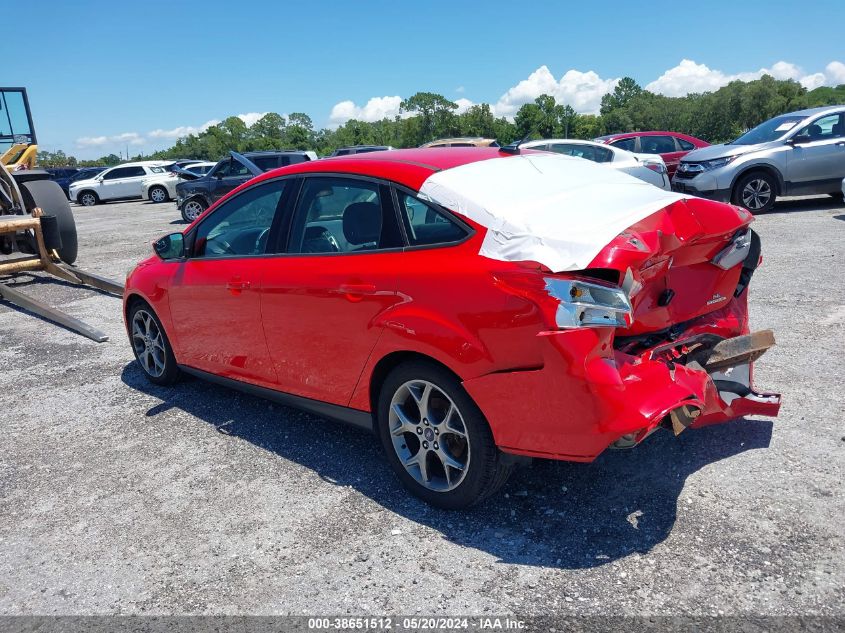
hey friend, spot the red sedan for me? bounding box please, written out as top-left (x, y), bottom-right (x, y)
top-left (595, 131), bottom-right (709, 178)
top-left (124, 147), bottom-right (780, 508)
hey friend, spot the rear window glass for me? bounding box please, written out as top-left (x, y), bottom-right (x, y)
top-left (639, 136), bottom-right (677, 154)
top-left (397, 192), bottom-right (467, 246)
top-left (252, 156), bottom-right (278, 171)
top-left (678, 138), bottom-right (695, 151)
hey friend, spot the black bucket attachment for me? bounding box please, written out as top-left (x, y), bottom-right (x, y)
top-left (40, 214), bottom-right (63, 251)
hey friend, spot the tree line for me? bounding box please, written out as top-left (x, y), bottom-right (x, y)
top-left (37, 76), bottom-right (845, 167)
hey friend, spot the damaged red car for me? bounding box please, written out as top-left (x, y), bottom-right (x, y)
top-left (124, 147), bottom-right (780, 509)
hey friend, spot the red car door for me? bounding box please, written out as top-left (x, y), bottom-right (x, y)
top-left (260, 176), bottom-right (404, 406)
top-left (167, 179), bottom-right (288, 387)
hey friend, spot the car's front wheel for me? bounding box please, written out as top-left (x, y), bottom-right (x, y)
top-left (149, 185), bottom-right (169, 203)
top-left (78, 190), bottom-right (98, 207)
top-left (128, 301), bottom-right (180, 385)
top-left (377, 360), bottom-right (513, 509)
top-left (181, 199), bottom-right (206, 223)
top-left (733, 171), bottom-right (777, 213)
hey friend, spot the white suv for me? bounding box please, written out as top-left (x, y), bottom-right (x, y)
top-left (141, 161), bottom-right (216, 203)
top-left (69, 161), bottom-right (171, 206)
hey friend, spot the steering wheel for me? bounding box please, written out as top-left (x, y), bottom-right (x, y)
top-left (206, 237), bottom-right (235, 256)
top-left (255, 228), bottom-right (271, 254)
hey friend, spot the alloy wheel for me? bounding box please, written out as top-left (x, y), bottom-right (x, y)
top-left (150, 187), bottom-right (167, 203)
top-left (131, 309), bottom-right (166, 378)
top-left (741, 178), bottom-right (771, 210)
top-left (388, 379), bottom-right (470, 492)
top-left (80, 192), bottom-right (96, 206)
top-left (183, 201), bottom-right (204, 221)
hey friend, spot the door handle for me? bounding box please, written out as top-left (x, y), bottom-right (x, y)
top-left (226, 279), bottom-right (251, 291)
top-left (338, 283), bottom-right (377, 298)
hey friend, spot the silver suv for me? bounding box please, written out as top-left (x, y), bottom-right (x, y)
top-left (672, 105), bottom-right (845, 212)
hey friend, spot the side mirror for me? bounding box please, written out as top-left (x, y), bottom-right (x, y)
top-left (153, 233), bottom-right (186, 260)
top-left (788, 136), bottom-right (810, 146)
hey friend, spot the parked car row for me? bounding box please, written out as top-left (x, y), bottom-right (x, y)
top-left (520, 138), bottom-right (670, 190)
top-left (66, 105), bottom-right (845, 218)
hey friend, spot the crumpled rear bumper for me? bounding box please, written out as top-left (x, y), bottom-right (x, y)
top-left (462, 295), bottom-right (781, 462)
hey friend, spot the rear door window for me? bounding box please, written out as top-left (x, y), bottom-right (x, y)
top-left (677, 138), bottom-right (695, 151)
top-left (103, 166), bottom-right (143, 180)
top-left (639, 136), bottom-right (678, 154)
top-left (287, 177), bottom-right (402, 254)
top-left (252, 156), bottom-right (279, 171)
top-left (396, 191), bottom-right (468, 246)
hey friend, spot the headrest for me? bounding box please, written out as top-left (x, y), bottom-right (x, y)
top-left (343, 202), bottom-right (382, 245)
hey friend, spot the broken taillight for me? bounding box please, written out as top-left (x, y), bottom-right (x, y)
top-left (495, 271), bottom-right (633, 330)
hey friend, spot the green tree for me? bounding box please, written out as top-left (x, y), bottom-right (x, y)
top-left (400, 92), bottom-right (458, 144)
top-left (600, 77), bottom-right (643, 115)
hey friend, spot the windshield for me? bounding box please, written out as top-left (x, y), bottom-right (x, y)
top-left (730, 115), bottom-right (805, 145)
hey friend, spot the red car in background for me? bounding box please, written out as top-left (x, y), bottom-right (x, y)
top-left (595, 131), bottom-right (709, 178)
top-left (124, 147), bottom-right (779, 509)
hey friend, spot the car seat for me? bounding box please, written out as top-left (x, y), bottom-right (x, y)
top-left (342, 202), bottom-right (382, 250)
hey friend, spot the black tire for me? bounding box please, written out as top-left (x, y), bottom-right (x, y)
top-left (732, 171), bottom-right (777, 214)
top-left (77, 190), bottom-right (99, 207)
top-left (127, 300), bottom-right (181, 386)
top-left (180, 198), bottom-right (207, 223)
top-left (377, 360), bottom-right (513, 509)
top-left (148, 185), bottom-right (169, 203)
top-left (20, 179), bottom-right (79, 264)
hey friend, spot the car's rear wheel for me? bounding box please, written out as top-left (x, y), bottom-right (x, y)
top-left (78, 190), bottom-right (98, 207)
top-left (377, 360), bottom-right (512, 509)
top-left (181, 199), bottom-right (206, 223)
top-left (732, 171), bottom-right (776, 213)
top-left (128, 301), bottom-right (180, 385)
top-left (149, 185), bottom-right (169, 203)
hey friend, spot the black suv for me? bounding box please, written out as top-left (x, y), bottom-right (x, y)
top-left (175, 150), bottom-right (317, 222)
top-left (46, 167), bottom-right (106, 198)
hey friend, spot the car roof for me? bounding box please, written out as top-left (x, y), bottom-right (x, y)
top-left (781, 105), bottom-right (845, 117)
top-left (523, 138), bottom-right (607, 148)
top-left (596, 131), bottom-right (702, 141)
top-left (250, 147), bottom-right (513, 191)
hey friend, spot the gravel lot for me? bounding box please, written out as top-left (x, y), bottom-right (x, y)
top-left (0, 195), bottom-right (843, 618)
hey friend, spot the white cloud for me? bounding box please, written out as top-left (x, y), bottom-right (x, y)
top-left (491, 65), bottom-right (619, 117)
top-left (237, 112), bottom-right (268, 127)
top-left (148, 119), bottom-right (220, 140)
top-left (646, 59), bottom-right (845, 96)
top-left (455, 98), bottom-right (474, 114)
top-left (826, 61), bottom-right (845, 84)
top-left (455, 86), bottom-right (465, 94)
top-left (75, 135), bottom-right (109, 147)
top-left (76, 132), bottom-right (143, 148)
top-left (329, 96), bottom-right (404, 125)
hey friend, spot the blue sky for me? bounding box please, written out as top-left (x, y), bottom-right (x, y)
top-left (4, 0), bottom-right (844, 159)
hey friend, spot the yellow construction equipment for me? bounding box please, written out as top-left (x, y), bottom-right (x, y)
top-left (0, 87), bottom-right (122, 342)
